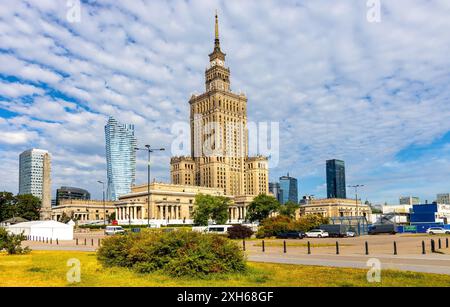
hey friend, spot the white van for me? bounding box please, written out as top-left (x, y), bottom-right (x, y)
top-left (105, 226), bottom-right (125, 236)
top-left (205, 225), bottom-right (233, 234)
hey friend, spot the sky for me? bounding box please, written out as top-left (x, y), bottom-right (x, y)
top-left (0, 0), bottom-right (449, 204)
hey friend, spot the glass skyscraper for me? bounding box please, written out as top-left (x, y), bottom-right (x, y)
top-left (269, 182), bottom-right (282, 203)
top-left (326, 159), bottom-right (347, 199)
top-left (19, 149), bottom-right (51, 200)
top-left (279, 173), bottom-right (298, 204)
top-left (105, 117), bottom-right (137, 201)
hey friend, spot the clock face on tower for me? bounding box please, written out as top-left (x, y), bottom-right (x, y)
top-left (211, 59), bottom-right (224, 67)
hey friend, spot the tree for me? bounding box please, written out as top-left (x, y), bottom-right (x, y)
top-left (193, 194), bottom-right (230, 226)
top-left (211, 196), bottom-right (231, 225)
top-left (15, 194), bottom-right (41, 221)
top-left (0, 228), bottom-right (30, 255)
top-left (108, 212), bottom-right (116, 223)
top-left (246, 194), bottom-right (280, 222)
top-left (58, 212), bottom-right (71, 223)
top-left (278, 201), bottom-right (300, 218)
top-left (0, 192), bottom-right (15, 221)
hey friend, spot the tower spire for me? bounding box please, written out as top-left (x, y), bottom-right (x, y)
top-left (214, 10), bottom-right (220, 51)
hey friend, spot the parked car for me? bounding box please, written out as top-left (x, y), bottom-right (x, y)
top-left (276, 232), bottom-right (305, 239)
top-left (305, 229), bottom-right (329, 238)
top-left (368, 224), bottom-right (397, 235)
top-left (346, 231), bottom-right (356, 237)
top-left (105, 226), bottom-right (125, 235)
top-left (426, 227), bottom-right (450, 235)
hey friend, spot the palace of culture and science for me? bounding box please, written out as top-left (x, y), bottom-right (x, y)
top-left (170, 13), bottom-right (269, 197)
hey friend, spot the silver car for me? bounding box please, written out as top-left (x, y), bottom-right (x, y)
top-left (105, 226), bottom-right (125, 235)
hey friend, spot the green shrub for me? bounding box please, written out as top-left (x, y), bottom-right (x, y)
top-left (97, 230), bottom-right (247, 278)
top-left (256, 216), bottom-right (293, 238)
top-left (0, 228), bottom-right (30, 255)
top-left (256, 215), bottom-right (329, 238)
top-left (228, 225), bottom-right (254, 239)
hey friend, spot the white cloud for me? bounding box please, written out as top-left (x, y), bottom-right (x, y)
top-left (0, 0), bottom-right (449, 202)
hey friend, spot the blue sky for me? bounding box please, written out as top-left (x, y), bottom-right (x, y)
top-left (0, 0), bottom-right (449, 204)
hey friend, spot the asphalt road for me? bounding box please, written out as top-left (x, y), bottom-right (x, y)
top-left (247, 253), bottom-right (450, 275)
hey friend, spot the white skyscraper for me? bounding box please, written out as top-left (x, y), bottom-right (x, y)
top-left (105, 117), bottom-right (137, 201)
top-left (19, 149), bottom-right (50, 198)
top-left (19, 149), bottom-right (52, 219)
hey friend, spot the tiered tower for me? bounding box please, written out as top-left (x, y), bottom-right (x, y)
top-left (171, 13), bottom-right (268, 197)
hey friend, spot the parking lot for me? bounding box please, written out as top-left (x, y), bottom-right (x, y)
top-left (244, 234), bottom-right (450, 256)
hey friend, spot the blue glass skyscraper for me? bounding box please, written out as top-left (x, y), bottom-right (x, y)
top-left (326, 159), bottom-right (347, 199)
top-left (279, 173), bottom-right (298, 204)
top-left (105, 117), bottom-right (137, 201)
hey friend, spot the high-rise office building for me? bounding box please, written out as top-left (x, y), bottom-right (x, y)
top-left (279, 173), bottom-right (298, 204)
top-left (56, 186), bottom-right (91, 206)
top-left (170, 13), bottom-right (268, 196)
top-left (326, 159), bottom-right (347, 199)
top-left (269, 182), bottom-right (282, 203)
top-left (105, 116), bottom-right (137, 201)
top-left (437, 193), bottom-right (450, 205)
top-left (19, 149), bottom-right (52, 219)
top-left (399, 196), bottom-right (420, 206)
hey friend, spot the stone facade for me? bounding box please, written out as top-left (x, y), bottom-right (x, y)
top-left (298, 198), bottom-right (372, 220)
top-left (115, 182), bottom-right (250, 224)
top-left (170, 13), bottom-right (268, 197)
top-left (51, 199), bottom-right (116, 222)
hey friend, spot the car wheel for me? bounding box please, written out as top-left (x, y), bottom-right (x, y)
top-left (430, 232), bottom-right (434, 235)
top-left (446, 232), bottom-right (450, 234)
top-left (318, 234), bottom-right (322, 238)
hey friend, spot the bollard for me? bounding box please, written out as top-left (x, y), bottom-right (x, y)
top-left (431, 239), bottom-right (436, 253)
top-left (447, 238), bottom-right (449, 249)
top-left (307, 241), bottom-right (311, 255)
top-left (283, 240), bottom-right (287, 254)
top-left (365, 241), bottom-right (369, 255)
top-left (76, 238), bottom-right (79, 245)
top-left (393, 241), bottom-right (397, 255)
top-left (46, 238), bottom-right (48, 244)
top-left (422, 241), bottom-right (426, 255)
top-left (242, 239), bottom-right (246, 251)
top-left (336, 241), bottom-right (340, 255)
top-left (56, 238), bottom-right (59, 245)
top-left (262, 240), bottom-right (265, 252)
top-left (439, 238), bottom-right (442, 249)
top-left (91, 238), bottom-right (94, 246)
top-left (50, 238), bottom-right (52, 245)
top-left (98, 238), bottom-right (101, 246)
top-left (84, 238), bottom-right (87, 246)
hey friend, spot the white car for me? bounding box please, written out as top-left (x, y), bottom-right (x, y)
top-left (346, 231), bottom-right (356, 237)
top-left (305, 229), bottom-right (329, 238)
top-left (426, 227), bottom-right (450, 235)
top-left (105, 226), bottom-right (125, 235)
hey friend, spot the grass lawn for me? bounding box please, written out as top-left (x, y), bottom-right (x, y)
top-left (1, 251), bottom-right (450, 287)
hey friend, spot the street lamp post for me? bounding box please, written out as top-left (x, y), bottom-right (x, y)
top-left (348, 184), bottom-right (364, 235)
top-left (97, 180), bottom-right (106, 226)
top-left (135, 145), bottom-right (165, 227)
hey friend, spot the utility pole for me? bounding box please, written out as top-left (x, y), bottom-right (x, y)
top-left (135, 145), bottom-right (165, 227)
top-left (348, 184), bottom-right (364, 235)
top-left (97, 181), bottom-right (106, 226)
